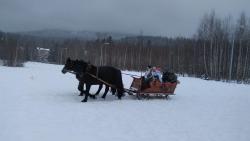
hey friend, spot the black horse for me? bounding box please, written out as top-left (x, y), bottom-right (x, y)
top-left (62, 58), bottom-right (124, 102)
top-left (62, 59), bottom-right (115, 99)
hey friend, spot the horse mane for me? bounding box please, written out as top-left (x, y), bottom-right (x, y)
top-left (86, 63), bottom-right (98, 76)
top-left (75, 60), bottom-right (98, 75)
top-left (71, 60), bottom-right (88, 74)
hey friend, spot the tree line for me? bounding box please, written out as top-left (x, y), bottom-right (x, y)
top-left (0, 11), bottom-right (250, 83)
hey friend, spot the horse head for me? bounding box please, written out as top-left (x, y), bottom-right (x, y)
top-left (62, 58), bottom-right (74, 74)
top-left (62, 58), bottom-right (83, 74)
top-left (62, 58), bottom-right (90, 75)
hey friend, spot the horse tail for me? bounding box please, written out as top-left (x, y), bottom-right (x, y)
top-left (116, 69), bottom-right (124, 98)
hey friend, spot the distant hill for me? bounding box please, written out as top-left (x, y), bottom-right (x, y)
top-left (17, 29), bottom-right (134, 40)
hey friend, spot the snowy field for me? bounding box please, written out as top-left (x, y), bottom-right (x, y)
top-left (0, 62), bottom-right (250, 141)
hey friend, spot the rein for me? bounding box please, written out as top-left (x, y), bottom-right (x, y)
top-left (64, 69), bottom-right (133, 94)
top-left (64, 68), bottom-right (120, 90)
top-left (86, 72), bottom-right (117, 89)
top-left (86, 72), bottom-right (132, 93)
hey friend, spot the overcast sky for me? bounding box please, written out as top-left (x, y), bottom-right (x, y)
top-left (0, 0), bottom-right (249, 37)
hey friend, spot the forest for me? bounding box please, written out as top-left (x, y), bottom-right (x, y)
top-left (0, 11), bottom-right (250, 83)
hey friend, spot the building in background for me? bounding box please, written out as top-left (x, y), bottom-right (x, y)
top-left (36, 47), bottom-right (50, 63)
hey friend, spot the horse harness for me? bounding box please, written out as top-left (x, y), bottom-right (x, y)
top-left (65, 66), bottom-right (130, 93)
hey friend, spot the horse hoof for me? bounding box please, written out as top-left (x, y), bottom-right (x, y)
top-left (89, 95), bottom-right (96, 99)
top-left (81, 99), bottom-right (87, 102)
top-left (101, 96), bottom-right (106, 99)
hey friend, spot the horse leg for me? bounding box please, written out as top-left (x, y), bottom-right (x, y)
top-left (111, 88), bottom-right (116, 95)
top-left (117, 88), bottom-right (123, 100)
top-left (89, 93), bottom-right (96, 99)
top-left (79, 83), bottom-right (96, 99)
top-left (86, 84), bottom-right (96, 99)
top-left (82, 84), bottom-right (91, 102)
top-left (101, 85), bottom-right (109, 99)
top-left (78, 81), bottom-right (85, 96)
top-left (94, 84), bottom-right (103, 96)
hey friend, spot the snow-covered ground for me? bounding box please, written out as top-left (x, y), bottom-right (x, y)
top-left (0, 62), bottom-right (250, 141)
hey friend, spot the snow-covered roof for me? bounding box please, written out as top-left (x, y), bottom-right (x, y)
top-left (36, 47), bottom-right (50, 51)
